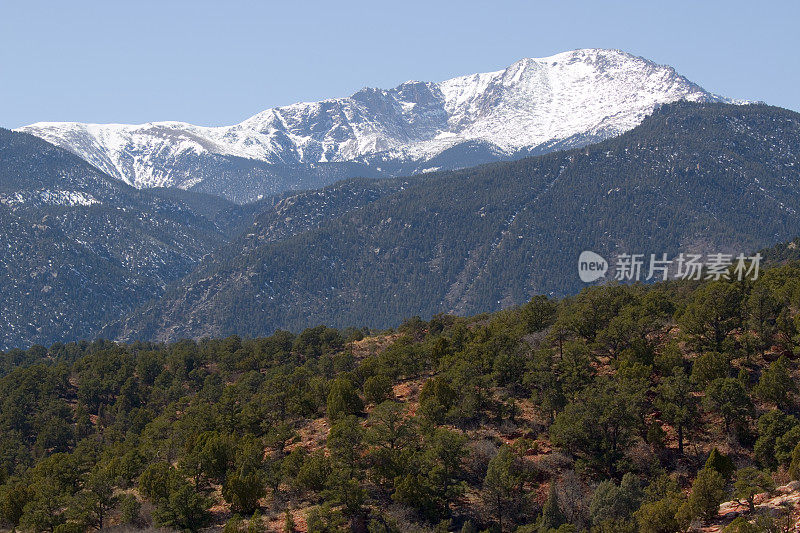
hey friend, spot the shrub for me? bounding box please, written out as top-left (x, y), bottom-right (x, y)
top-left (363, 375), bottom-right (393, 404)
top-left (326, 378), bottom-right (363, 420)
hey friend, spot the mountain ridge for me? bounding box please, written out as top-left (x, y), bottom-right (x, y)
top-left (17, 49), bottom-right (738, 203)
top-left (108, 102), bottom-right (800, 344)
top-left (0, 128), bottom-right (246, 350)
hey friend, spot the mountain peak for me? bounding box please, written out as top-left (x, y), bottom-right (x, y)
top-left (17, 50), bottom-right (736, 202)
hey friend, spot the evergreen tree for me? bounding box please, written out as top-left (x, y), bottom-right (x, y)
top-left (753, 410), bottom-right (798, 469)
top-left (703, 378), bottom-right (753, 436)
top-left (363, 374), bottom-right (393, 404)
top-left (747, 283), bottom-right (779, 356)
top-left (704, 448), bottom-right (735, 481)
top-left (789, 442), bottom-right (800, 481)
top-left (482, 446), bottom-right (525, 530)
top-left (679, 282), bottom-right (741, 352)
top-left (754, 356), bottom-right (797, 410)
top-left (539, 482), bottom-right (565, 532)
top-left (326, 378), bottom-right (363, 420)
top-left (733, 467), bottom-right (774, 513)
top-left (656, 368), bottom-right (698, 454)
top-left (678, 468), bottom-right (726, 523)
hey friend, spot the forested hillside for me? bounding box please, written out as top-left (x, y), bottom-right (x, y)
top-left (2, 255), bottom-right (800, 532)
top-left (0, 130), bottom-right (250, 350)
top-left (113, 102), bottom-right (800, 343)
top-left (6, 102), bottom-right (800, 349)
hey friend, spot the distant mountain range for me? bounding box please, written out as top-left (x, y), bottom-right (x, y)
top-left (17, 49), bottom-right (738, 203)
top-left (4, 50), bottom-right (796, 351)
top-left (108, 102), bottom-right (800, 343)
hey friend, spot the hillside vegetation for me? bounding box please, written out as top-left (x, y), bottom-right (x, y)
top-left (0, 129), bottom-right (244, 350)
top-left (2, 257), bottom-right (800, 532)
top-left (6, 102), bottom-right (800, 350)
top-left (113, 102), bottom-right (800, 344)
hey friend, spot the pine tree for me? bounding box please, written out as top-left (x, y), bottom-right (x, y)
top-left (326, 378), bottom-right (363, 421)
top-left (483, 446), bottom-right (524, 530)
top-left (704, 448), bottom-right (735, 481)
top-left (733, 467), bottom-right (774, 513)
top-left (656, 368), bottom-right (698, 455)
top-left (754, 356), bottom-right (797, 410)
top-left (539, 482), bottom-right (565, 532)
top-left (788, 442), bottom-right (800, 481)
top-left (678, 468), bottom-right (726, 523)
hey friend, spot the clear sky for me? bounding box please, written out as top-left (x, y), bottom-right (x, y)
top-left (1, 1), bottom-right (798, 129)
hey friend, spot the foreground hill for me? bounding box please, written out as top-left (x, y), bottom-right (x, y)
top-left (0, 129), bottom-right (245, 350)
top-left (113, 102), bottom-right (800, 343)
top-left (2, 255), bottom-right (800, 531)
top-left (17, 49), bottom-right (733, 203)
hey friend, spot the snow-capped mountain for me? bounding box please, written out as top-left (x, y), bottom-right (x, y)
top-left (18, 49), bottom-right (736, 203)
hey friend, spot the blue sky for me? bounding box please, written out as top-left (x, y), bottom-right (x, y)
top-left (1, 1), bottom-right (798, 129)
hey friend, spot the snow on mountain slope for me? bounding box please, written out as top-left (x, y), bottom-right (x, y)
top-left (17, 49), bottom-right (735, 202)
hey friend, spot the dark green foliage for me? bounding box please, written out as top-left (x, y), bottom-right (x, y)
top-left (394, 428), bottom-right (467, 521)
top-left (139, 462), bottom-right (211, 531)
top-left (723, 515), bottom-right (781, 533)
top-left (327, 415), bottom-right (365, 474)
top-left (679, 281), bottom-right (742, 353)
top-left (539, 483), bottom-right (565, 532)
top-left (789, 442), bottom-right (800, 480)
top-left (180, 431), bottom-right (237, 486)
top-left (419, 376), bottom-right (457, 424)
top-left (363, 374), bottom-right (393, 404)
top-left (152, 481), bottom-right (213, 532)
top-left (294, 451), bottom-right (332, 493)
top-left (223, 468), bottom-right (265, 515)
top-left (139, 462), bottom-right (181, 503)
top-left (775, 425), bottom-right (800, 466)
top-left (0, 259), bottom-right (799, 530)
top-left (656, 369), bottom-right (698, 455)
top-left (326, 378), bottom-right (364, 420)
top-left (633, 480), bottom-right (685, 533)
top-left (704, 448), bottom-right (735, 481)
top-left (589, 473), bottom-right (642, 529)
top-left (733, 467), bottom-right (774, 513)
top-left (79, 465), bottom-right (118, 530)
top-left (0, 482), bottom-right (30, 529)
top-left (703, 378), bottom-right (753, 436)
top-left (482, 446), bottom-right (526, 529)
top-left (753, 410), bottom-right (799, 469)
top-left (293, 326), bottom-right (345, 358)
top-left (691, 351), bottom-right (731, 387)
top-left (746, 282), bottom-right (780, 356)
top-left (754, 356), bottom-right (797, 410)
top-left (305, 503), bottom-right (346, 531)
top-left (116, 103), bottom-right (800, 343)
top-left (323, 467), bottom-right (366, 518)
top-left (678, 467), bottom-right (726, 523)
top-left (365, 401), bottom-right (413, 486)
top-left (550, 371), bottom-right (647, 476)
top-left (118, 494), bottom-right (142, 526)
